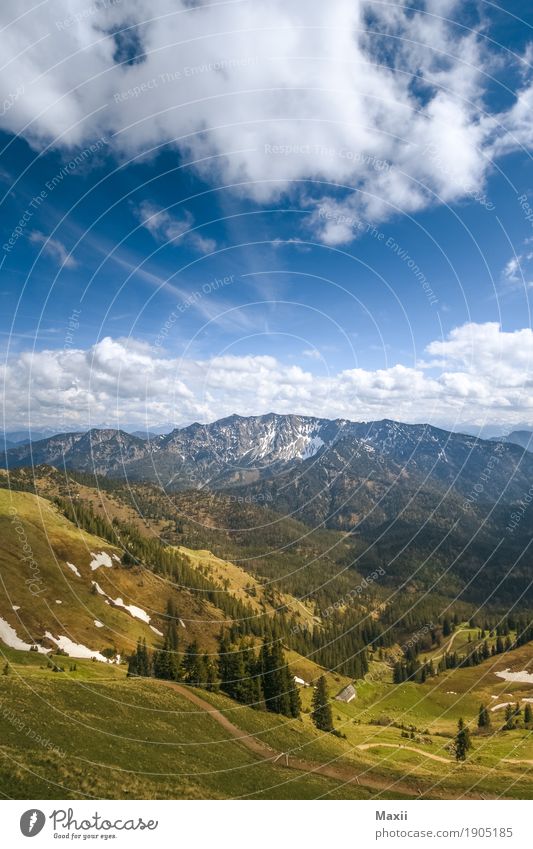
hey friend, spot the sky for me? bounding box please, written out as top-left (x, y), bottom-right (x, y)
top-left (1, 0), bottom-right (533, 435)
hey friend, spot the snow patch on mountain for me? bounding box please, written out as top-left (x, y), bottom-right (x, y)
top-left (90, 551), bottom-right (113, 571)
top-left (90, 581), bottom-right (151, 624)
top-left (44, 631), bottom-right (108, 662)
top-left (0, 615), bottom-right (48, 653)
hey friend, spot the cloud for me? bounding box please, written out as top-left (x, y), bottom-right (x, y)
top-left (3, 322), bottom-right (533, 430)
top-left (134, 201), bottom-right (216, 254)
top-left (0, 1), bottom-right (531, 242)
top-left (29, 232), bottom-right (78, 269)
top-left (501, 251), bottom-right (533, 289)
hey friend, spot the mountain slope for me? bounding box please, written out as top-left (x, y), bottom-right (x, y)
top-left (4, 415), bottom-right (532, 507)
top-left (0, 489), bottom-right (225, 659)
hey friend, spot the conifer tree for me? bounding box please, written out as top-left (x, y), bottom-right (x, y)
top-left (311, 675), bottom-right (333, 733)
top-left (524, 704), bottom-right (532, 724)
top-left (477, 704), bottom-right (490, 729)
top-left (454, 717), bottom-right (472, 761)
top-left (504, 704), bottom-right (515, 730)
top-left (182, 640), bottom-right (206, 686)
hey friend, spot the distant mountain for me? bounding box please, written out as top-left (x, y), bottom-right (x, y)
top-left (3, 414), bottom-right (533, 530)
top-left (3, 428), bottom-right (148, 474)
top-left (492, 430), bottom-right (533, 452)
top-left (3, 427), bottom-right (77, 445)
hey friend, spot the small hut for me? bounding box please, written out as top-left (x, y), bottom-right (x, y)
top-left (335, 683), bottom-right (356, 703)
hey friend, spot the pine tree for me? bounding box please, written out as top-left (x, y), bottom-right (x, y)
top-left (477, 704), bottom-right (490, 729)
top-left (504, 704), bottom-right (515, 731)
top-left (127, 638), bottom-right (152, 677)
top-left (524, 704), bottom-right (532, 724)
top-left (454, 717), bottom-right (472, 761)
top-left (182, 641), bottom-right (206, 686)
top-left (311, 675), bottom-right (333, 733)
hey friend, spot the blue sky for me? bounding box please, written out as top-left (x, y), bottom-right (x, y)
top-left (1, 0), bottom-right (533, 432)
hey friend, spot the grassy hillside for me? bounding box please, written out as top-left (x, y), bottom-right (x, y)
top-left (3, 642), bottom-right (533, 800)
top-left (0, 650), bottom-right (390, 800)
top-left (0, 489), bottom-right (224, 658)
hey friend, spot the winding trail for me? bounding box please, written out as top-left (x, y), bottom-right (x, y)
top-left (159, 681), bottom-right (488, 799)
top-left (356, 742), bottom-right (451, 763)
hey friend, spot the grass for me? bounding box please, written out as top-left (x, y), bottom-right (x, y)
top-left (0, 654), bottom-right (384, 800)
top-left (0, 489), bottom-right (224, 656)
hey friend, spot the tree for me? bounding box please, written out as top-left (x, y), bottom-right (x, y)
top-left (311, 675), bottom-right (333, 733)
top-left (454, 717), bottom-right (472, 761)
top-left (477, 704), bottom-right (491, 729)
top-left (127, 638), bottom-right (152, 677)
top-left (260, 638), bottom-right (299, 717)
top-left (182, 641), bottom-right (206, 686)
top-left (524, 704), bottom-right (532, 725)
top-left (504, 703), bottom-right (517, 731)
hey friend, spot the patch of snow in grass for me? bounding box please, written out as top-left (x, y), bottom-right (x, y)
top-left (55, 600), bottom-right (62, 604)
top-left (179, 618), bottom-right (186, 628)
top-left (112, 598), bottom-right (151, 623)
top-left (112, 553), bottom-right (121, 562)
top-left (66, 562), bottom-right (81, 577)
top-left (12, 605), bottom-right (20, 611)
top-left (496, 669), bottom-right (533, 684)
top-left (150, 625), bottom-right (163, 636)
top-left (94, 620), bottom-right (104, 628)
top-left (91, 581), bottom-right (151, 624)
top-left (44, 631), bottom-right (108, 662)
top-left (90, 551), bottom-right (113, 571)
top-left (0, 616), bottom-right (47, 653)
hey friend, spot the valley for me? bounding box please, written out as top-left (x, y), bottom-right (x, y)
top-left (1, 416), bottom-right (533, 799)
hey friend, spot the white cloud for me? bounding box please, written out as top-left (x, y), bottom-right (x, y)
top-left (29, 232), bottom-right (78, 269)
top-left (134, 201), bottom-right (216, 254)
top-left (0, 1), bottom-right (530, 241)
top-left (3, 323), bottom-right (533, 430)
top-left (501, 251), bottom-right (533, 289)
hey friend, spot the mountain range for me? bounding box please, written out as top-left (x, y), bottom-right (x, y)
top-left (2, 414), bottom-right (533, 537)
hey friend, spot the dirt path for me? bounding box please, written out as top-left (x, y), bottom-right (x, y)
top-left (503, 758), bottom-right (533, 766)
top-left (357, 742), bottom-right (451, 763)
top-left (159, 681), bottom-right (489, 799)
top-left (433, 629), bottom-right (468, 662)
